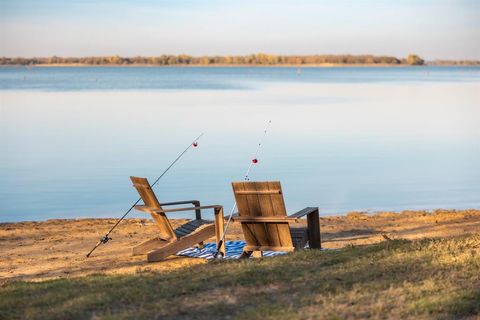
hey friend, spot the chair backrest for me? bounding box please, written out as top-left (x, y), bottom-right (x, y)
top-left (130, 176), bottom-right (176, 240)
top-left (232, 181), bottom-right (293, 251)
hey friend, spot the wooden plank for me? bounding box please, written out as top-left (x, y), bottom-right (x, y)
top-left (175, 219), bottom-right (212, 238)
top-left (233, 182), bottom-right (260, 247)
top-left (193, 200), bottom-right (201, 220)
top-left (152, 205), bottom-right (221, 213)
top-left (268, 181), bottom-right (287, 216)
top-left (174, 229), bottom-right (190, 238)
top-left (232, 182), bottom-right (250, 218)
top-left (189, 219), bottom-right (210, 227)
top-left (130, 176), bottom-right (176, 240)
top-left (131, 177), bottom-right (161, 209)
top-left (243, 182), bottom-right (263, 217)
top-left (289, 207), bottom-right (318, 219)
top-left (253, 181), bottom-right (282, 248)
top-left (242, 222), bottom-right (269, 248)
top-left (266, 181), bottom-right (293, 247)
top-left (159, 200), bottom-right (199, 206)
top-left (178, 222), bottom-right (200, 232)
top-left (251, 251), bottom-right (263, 258)
top-left (253, 182), bottom-right (275, 217)
top-left (178, 225), bottom-right (197, 233)
top-left (263, 182), bottom-right (287, 248)
top-left (150, 212), bottom-right (177, 240)
top-left (147, 224), bottom-right (216, 262)
top-left (243, 182), bottom-right (269, 246)
top-left (214, 207), bottom-right (225, 256)
top-left (241, 223), bottom-right (259, 247)
top-left (132, 237), bottom-right (169, 255)
top-left (274, 221), bottom-right (294, 248)
top-left (175, 226), bottom-right (191, 234)
top-left (307, 207), bottom-right (321, 249)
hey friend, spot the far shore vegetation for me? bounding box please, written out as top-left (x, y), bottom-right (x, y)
top-left (0, 54), bottom-right (449, 67)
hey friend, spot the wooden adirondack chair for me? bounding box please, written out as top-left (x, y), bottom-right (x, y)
top-left (130, 176), bottom-right (225, 262)
top-left (231, 181), bottom-right (321, 257)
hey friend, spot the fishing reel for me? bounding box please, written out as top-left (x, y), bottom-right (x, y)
top-left (100, 235), bottom-right (112, 244)
top-left (86, 235), bottom-right (112, 257)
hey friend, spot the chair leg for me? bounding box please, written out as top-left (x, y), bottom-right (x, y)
top-left (307, 208), bottom-right (321, 249)
top-left (214, 206), bottom-right (226, 256)
top-left (132, 237), bottom-right (168, 255)
top-left (251, 250), bottom-right (263, 258)
top-left (147, 225), bottom-right (215, 262)
top-left (240, 251), bottom-right (253, 259)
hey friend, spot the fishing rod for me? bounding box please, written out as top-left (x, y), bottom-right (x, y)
top-left (214, 120), bottom-right (272, 258)
top-left (86, 133), bottom-right (204, 258)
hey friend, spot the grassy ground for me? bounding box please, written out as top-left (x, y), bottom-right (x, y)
top-left (1, 234), bottom-right (479, 320)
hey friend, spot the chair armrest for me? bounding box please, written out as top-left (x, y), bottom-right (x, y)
top-left (152, 205), bottom-right (222, 214)
top-left (159, 200), bottom-right (202, 219)
top-left (288, 207), bottom-right (318, 219)
top-left (289, 207), bottom-right (321, 249)
top-left (159, 200), bottom-right (200, 206)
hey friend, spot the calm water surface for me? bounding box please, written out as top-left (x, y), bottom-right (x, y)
top-left (1, 66), bottom-right (479, 222)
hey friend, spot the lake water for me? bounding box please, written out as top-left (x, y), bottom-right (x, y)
top-left (1, 66), bottom-right (479, 222)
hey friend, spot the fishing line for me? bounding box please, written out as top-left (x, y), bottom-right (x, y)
top-left (86, 133), bottom-right (204, 258)
top-left (214, 120), bottom-right (272, 258)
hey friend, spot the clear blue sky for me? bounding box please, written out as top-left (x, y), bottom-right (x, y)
top-left (1, 0), bottom-right (479, 59)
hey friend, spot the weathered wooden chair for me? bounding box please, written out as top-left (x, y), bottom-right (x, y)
top-left (130, 176), bottom-right (225, 262)
top-left (231, 181), bottom-right (321, 257)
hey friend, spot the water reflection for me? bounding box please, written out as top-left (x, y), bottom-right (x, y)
top-left (1, 73), bottom-right (479, 221)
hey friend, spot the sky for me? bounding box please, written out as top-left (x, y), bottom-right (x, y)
top-left (0, 0), bottom-right (479, 60)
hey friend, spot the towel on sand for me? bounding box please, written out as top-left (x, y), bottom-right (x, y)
top-left (176, 240), bottom-right (287, 260)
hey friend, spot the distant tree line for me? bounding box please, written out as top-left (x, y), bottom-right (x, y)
top-left (0, 54), bottom-right (435, 66)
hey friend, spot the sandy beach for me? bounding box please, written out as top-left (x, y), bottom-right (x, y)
top-left (1, 209), bottom-right (479, 283)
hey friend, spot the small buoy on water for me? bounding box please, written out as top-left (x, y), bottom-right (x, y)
top-left (252, 158), bottom-right (258, 164)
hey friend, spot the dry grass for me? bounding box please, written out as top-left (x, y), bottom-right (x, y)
top-left (1, 234), bottom-right (479, 320)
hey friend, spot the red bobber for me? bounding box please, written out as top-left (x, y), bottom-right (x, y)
top-left (252, 158), bottom-right (258, 164)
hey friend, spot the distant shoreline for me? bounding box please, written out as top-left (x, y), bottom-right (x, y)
top-left (1, 63), bottom-right (475, 68)
top-left (3, 54), bottom-right (478, 67)
top-left (14, 63), bottom-right (411, 68)
top-left (0, 54), bottom-right (427, 67)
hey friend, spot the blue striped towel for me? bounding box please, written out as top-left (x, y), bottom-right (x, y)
top-left (176, 240), bottom-right (287, 260)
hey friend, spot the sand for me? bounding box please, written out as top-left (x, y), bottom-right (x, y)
top-left (1, 209), bottom-right (479, 283)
